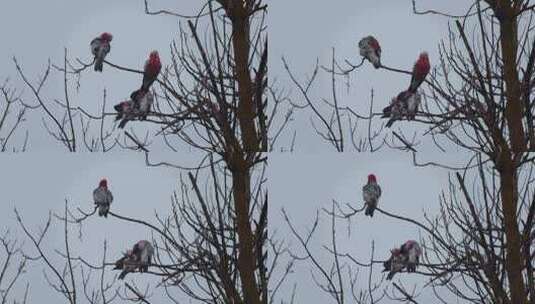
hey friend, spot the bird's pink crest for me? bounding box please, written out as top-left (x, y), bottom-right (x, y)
top-left (369, 37), bottom-right (381, 51)
top-left (405, 240), bottom-right (417, 246)
top-left (367, 174), bottom-right (377, 183)
top-left (148, 51), bottom-right (161, 69)
top-left (99, 178), bottom-right (108, 188)
top-left (414, 52), bottom-right (430, 76)
top-left (100, 32), bottom-right (113, 42)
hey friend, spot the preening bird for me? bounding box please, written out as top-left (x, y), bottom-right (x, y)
top-left (358, 36), bottom-right (381, 68)
top-left (362, 174), bottom-right (381, 217)
top-left (131, 240), bottom-right (154, 273)
top-left (405, 91), bottom-right (421, 120)
top-left (141, 51), bottom-right (162, 91)
top-left (90, 32), bottom-right (113, 72)
top-left (93, 178), bottom-right (113, 217)
top-left (383, 248), bottom-right (405, 280)
top-left (130, 89), bottom-right (154, 121)
top-left (114, 100), bottom-right (136, 129)
top-left (400, 240), bottom-right (422, 272)
top-left (408, 52), bottom-right (430, 93)
top-left (382, 90), bottom-right (421, 128)
top-left (114, 250), bottom-right (137, 280)
top-left (114, 241), bottom-right (154, 279)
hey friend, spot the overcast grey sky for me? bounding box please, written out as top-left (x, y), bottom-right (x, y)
top-left (0, 151), bottom-right (223, 302)
top-left (0, 0), bottom-right (494, 303)
top-left (270, 0), bottom-right (473, 153)
top-left (0, 0), bottom-right (200, 151)
top-left (269, 151), bottom-right (469, 303)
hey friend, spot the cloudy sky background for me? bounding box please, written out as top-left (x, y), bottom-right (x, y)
top-left (0, 0), bottom-right (202, 152)
top-left (0, 0), bottom-right (495, 303)
top-left (270, 0), bottom-right (474, 154)
top-left (0, 152), bottom-right (218, 302)
top-left (269, 151), bottom-right (469, 303)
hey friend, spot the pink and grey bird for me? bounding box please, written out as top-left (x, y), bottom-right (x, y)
top-left (131, 240), bottom-right (154, 273)
top-left (362, 174), bottom-right (381, 217)
top-left (141, 51), bottom-right (162, 91)
top-left (400, 240), bottom-right (422, 272)
top-left (114, 100), bottom-right (136, 129)
top-left (382, 90), bottom-right (421, 128)
top-left (93, 179), bottom-right (113, 217)
top-left (408, 52), bottom-right (430, 93)
top-left (114, 240), bottom-right (154, 280)
top-left (130, 89), bottom-right (154, 121)
top-left (358, 36), bottom-right (381, 69)
top-left (383, 248), bottom-right (405, 280)
top-left (90, 32), bottom-right (113, 72)
top-left (114, 249), bottom-right (137, 280)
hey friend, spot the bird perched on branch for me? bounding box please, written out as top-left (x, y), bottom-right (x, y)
top-left (93, 178), bottom-right (113, 217)
top-left (114, 249), bottom-right (137, 280)
top-left (408, 52), bottom-right (430, 93)
top-left (362, 174), bottom-right (381, 217)
top-left (358, 36), bottom-right (381, 69)
top-left (90, 32), bottom-right (113, 72)
top-left (141, 51), bottom-right (161, 91)
top-left (132, 240), bottom-right (154, 273)
top-left (114, 240), bottom-right (154, 279)
top-left (130, 89), bottom-right (154, 121)
top-left (383, 248), bottom-right (405, 280)
top-left (400, 240), bottom-right (422, 272)
top-left (114, 99), bottom-right (136, 129)
top-left (382, 90), bottom-right (421, 128)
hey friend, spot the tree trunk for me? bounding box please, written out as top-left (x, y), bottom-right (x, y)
top-left (232, 160), bottom-right (261, 304)
top-left (497, 1), bottom-right (526, 153)
top-left (231, 9), bottom-right (259, 152)
top-left (499, 151), bottom-right (527, 304)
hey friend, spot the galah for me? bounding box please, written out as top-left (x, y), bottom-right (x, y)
top-left (382, 90), bottom-right (421, 128)
top-left (93, 179), bottom-right (113, 217)
top-left (408, 52), bottom-right (430, 93)
top-left (405, 91), bottom-right (421, 120)
top-left (114, 100), bottom-right (136, 129)
top-left (130, 89), bottom-right (154, 120)
top-left (383, 248), bottom-right (405, 280)
top-left (114, 250), bottom-right (138, 280)
top-left (132, 240), bottom-right (154, 273)
top-left (141, 51), bottom-right (162, 91)
top-left (358, 36), bottom-right (381, 68)
top-left (90, 32), bottom-right (113, 72)
top-left (362, 174), bottom-right (381, 217)
top-left (400, 240), bottom-right (422, 272)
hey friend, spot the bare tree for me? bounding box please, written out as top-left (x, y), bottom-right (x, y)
top-left (282, 1), bottom-right (535, 303)
top-left (283, 154), bottom-right (534, 304)
top-left (13, 156), bottom-right (275, 304)
top-left (5, 1), bottom-right (285, 303)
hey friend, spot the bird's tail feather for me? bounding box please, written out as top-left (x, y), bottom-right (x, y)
top-left (382, 105), bottom-right (391, 118)
top-left (118, 119), bottom-right (128, 129)
top-left (118, 270), bottom-right (128, 280)
top-left (365, 205), bottom-right (375, 217)
top-left (94, 59), bottom-right (104, 72)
